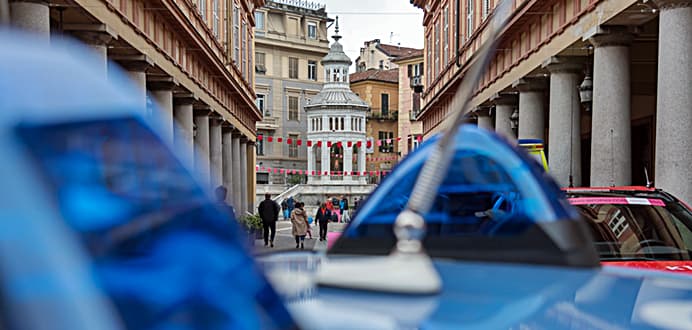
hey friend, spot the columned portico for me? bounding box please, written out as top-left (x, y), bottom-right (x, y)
top-left (544, 57), bottom-right (582, 187)
top-left (654, 0), bottom-right (692, 203)
top-left (112, 55), bottom-right (153, 112)
top-left (589, 28), bottom-right (633, 187)
top-left (513, 78), bottom-right (546, 141)
top-left (491, 94), bottom-right (517, 141)
top-left (194, 111), bottom-right (211, 188)
top-left (70, 28), bottom-right (114, 76)
top-left (9, 0), bottom-right (49, 41)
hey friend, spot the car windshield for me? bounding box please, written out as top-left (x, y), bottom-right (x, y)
top-left (571, 197), bottom-right (692, 261)
top-left (15, 117), bottom-right (295, 329)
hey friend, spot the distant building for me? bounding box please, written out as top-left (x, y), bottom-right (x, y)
top-left (392, 50), bottom-right (424, 159)
top-left (350, 68), bottom-right (399, 184)
top-left (253, 0), bottom-right (332, 185)
top-left (355, 39), bottom-right (423, 72)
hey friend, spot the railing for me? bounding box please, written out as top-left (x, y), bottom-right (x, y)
top-left (272, 184), bottom-right (304, 205)
top-left (270, 0), bottom-right (326, 10)
top-left (368, 110), bottom-right (398, 121)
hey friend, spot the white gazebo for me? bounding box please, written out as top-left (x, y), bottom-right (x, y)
top-left (304, 18), bottom-right (369, 184)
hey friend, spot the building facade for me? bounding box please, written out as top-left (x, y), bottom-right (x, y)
top-left (7, 0), bottom-right (263, 215)
top-left (392, 52), bottom-right (425, 159)
top-left (304, 21), bottom-right (369, 184)
top-left (253, 0), bottom-right (331, 185)
top-left (411, 0), bottom-right (691, 203)
top-left (355, 39), bottom-right (423, 72)
top-left (350, 68), bottom-right (399, 183)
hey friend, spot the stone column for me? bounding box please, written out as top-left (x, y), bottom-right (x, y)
top-left (149, 78), bottom-right (177, 144)
top-left (358, 142), bottom-right (366, 183)
top-left (321, 142), bottom-right (330, 182)
top-left (513, 78), bottom-right (547, 141)
top-left (543, 57), bottom-right (583, 187)
top-left (344, 143), bottom-right (353, 182)
top-left (476, 108), bottom-right (494, 131)
top-left (173, 95), bottom-right (195, 167)
top-left (194, 111), bottom-right (211, 189)
top-left (240, 138), bottom-right (248, 216)
top-left (112, 55), bottom-right (153, 112)
top-left (492, 94), bottom-right (517, 141)
top-left (247, 142), bottom-right (256, 213)
top-left (222, 127), bottom-right (234, 203)
top-left (654, 0), bottom-right (692, 203)
top-left (232, 134), bottom-right (242, 210)
top-left (209, 117), bottom-right (223, 188)
top-left (307, 145), bottom-right (314, 184)
top-left (71, 29), bottom-right (114, 76)
top-left (10, 0), bottom-right (49, 41)
top-left (589, 29), bottom-right (633, 187)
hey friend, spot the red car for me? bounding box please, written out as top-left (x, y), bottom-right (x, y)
top-left (565, 186), bottom-right (692, 274)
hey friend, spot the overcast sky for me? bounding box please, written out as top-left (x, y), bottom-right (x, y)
top-left (318, 0), bottom-right (424, 71)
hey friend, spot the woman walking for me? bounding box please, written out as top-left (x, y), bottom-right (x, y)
top-left (291, 202), bottom-right (309, 249)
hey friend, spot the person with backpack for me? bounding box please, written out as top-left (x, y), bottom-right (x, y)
top-left (315, 202), bottom-right (331, 241)
top-left (258, 193), bottom-right (280, 248)
top-left (340, 196), bottom-right (350, 223)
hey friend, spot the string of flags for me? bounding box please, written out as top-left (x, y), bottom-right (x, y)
top-left (256, 165), bottom-right (391, 177)
top-left (326, 154), bottom-right (399, 162)
top-left (257, 134), bottom-right (423, 148)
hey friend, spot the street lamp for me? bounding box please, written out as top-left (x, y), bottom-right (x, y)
top-left (510, 108), bottom-right (519, 131)
top-left (579, 46), bottom-right (593, 111)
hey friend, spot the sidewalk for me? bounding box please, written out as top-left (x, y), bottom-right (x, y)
top-left (253, 222), bottom-right (346, 254)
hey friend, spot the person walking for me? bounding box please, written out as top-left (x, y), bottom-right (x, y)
top-left (286, 196), bottom-right (295, 218)
top-left (340, 195), bottom-right (350, 223)
top-left (258, 193), bottom-right (280, 248)
top-left (291, 202), bottom-right (309, 249)
top-left (315, 202), bottom-right (331, 241)
top-left (281, 200), bottom-right (289, 220)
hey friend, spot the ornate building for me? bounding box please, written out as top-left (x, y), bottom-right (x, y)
top-left (411, 0), bottom-right (691, 203)
top-left (7, 0), bottom-right (264, 215)
top-left (304, 19), bottom-right (369, 184)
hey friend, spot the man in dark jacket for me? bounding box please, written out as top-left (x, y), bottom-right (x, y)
top-left (258, 193), bottom-right (280, 247)
top-left (315, 202), bottom-right (331, 241)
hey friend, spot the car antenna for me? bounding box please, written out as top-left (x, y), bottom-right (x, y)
top-left (394, 0), bottom-right (513, 260)
top-left (316, 0), bottom-right (513, 295)
top-left (644, 165), bottom-right (653, 188)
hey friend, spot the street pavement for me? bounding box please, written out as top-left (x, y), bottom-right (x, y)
top-left (253, 220), bottom-right (347, 254)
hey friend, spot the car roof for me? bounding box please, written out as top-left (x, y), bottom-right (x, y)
top-left (0, 29), bottom-right (143, 127)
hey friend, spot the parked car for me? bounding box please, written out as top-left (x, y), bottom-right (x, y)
top-left (0, 30), bottom-right (295, 330)
top-left (565, 186), bottom-right (692, 274)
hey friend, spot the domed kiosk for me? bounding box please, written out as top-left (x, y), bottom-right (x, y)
top-left (304, 18), bottom-right (369, 184)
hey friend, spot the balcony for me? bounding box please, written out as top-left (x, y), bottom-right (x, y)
top-left (257, 116), bottom-right (279, 130)
top-left (410, 75), bottom-right (424, 93)
top-left (367, 110), bottom-right (398, 121)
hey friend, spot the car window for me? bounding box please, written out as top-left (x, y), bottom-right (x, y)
top-left (574, 200), bottom-right (692, 261)
top-left (15, 117), bottom-right (295, 330)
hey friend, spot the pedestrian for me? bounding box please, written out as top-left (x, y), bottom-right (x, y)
top-left (214, 185), bottom-right (236, 221)
top-left (257, 193), bottom-right (280, 248)
top-left (291, 202), bottom-right (309, 249)
top-left (315, 202), bottom-right (331, 241)
top-left (354, 197), bottom-right (359, 210)
top-left (286, 196), bottom-right (295, 217)
top-left (340, 195), bottom-right (349, 223)
top-left (281, 200), bottom-right (289, 220)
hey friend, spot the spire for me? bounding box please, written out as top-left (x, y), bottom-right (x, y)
top-left (333, 16), bottom-right (341, 42)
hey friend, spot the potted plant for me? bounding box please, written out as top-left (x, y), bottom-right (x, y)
top-left (238, 214), bottom-right (263, 245)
